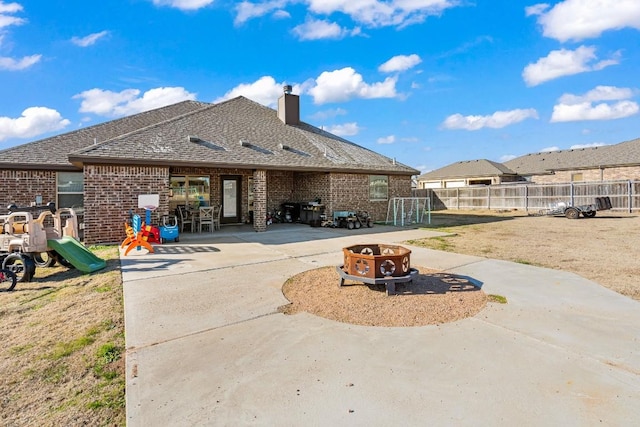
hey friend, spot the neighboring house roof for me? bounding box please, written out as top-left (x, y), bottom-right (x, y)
top-left (68, 96), bottom-right (418, 175)
top-left (417, 159), bottom-right (516, 181)
top-left (0, 100), bottom-right (210, 170)
top-left (504, 137), bottom-right (640, 175)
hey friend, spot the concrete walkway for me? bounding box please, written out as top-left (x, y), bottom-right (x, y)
top-left (121, 224), bottom-right (640, 426)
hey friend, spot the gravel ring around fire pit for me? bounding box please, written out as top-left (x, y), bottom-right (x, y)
top-left (278, 266), bottom-right (488, 327)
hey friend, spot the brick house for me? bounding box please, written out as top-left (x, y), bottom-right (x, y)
top-left (417, 138), bottom-right (640, 188)
top-left (504, 138), bottom-right (640, 183)
top-left (0, 90), bottom-right (418, 244)
top-left (416, 159), bottom-right (523, 189)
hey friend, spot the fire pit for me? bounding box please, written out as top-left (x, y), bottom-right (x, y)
top-left (337, 244), bottom-right (418, 295)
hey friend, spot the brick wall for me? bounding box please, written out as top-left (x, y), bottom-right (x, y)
top-left (253, 170), bottom-right (267, 231)
top-left (328, 174), bottom-right (411, 221)
top-left (291, 172), bottom-right (330, 205)
top-left (266, 170), bottom-right (294, 214)
top-left (0, 170), bottom-right (57, 213)
top-left (532, 165), bottom-right (640, 184)
top-left (1, 166), bottom-right (413, 243)
top-left (83, 165), bottom-right (169, 244)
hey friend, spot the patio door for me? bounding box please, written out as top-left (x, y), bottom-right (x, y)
top-left (221, 176), bottom-right (242, 224)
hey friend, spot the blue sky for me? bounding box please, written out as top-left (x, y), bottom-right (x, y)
top-left (0, 0), bottom-right (639, 173)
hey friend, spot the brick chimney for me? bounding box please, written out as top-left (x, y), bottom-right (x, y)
top-left (277, 85), bottom-right (300, 125)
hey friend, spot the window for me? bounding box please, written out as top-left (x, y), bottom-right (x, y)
top-left (169, 175), bottom-right (210, 211)
top-left (571, 173), bottom-right (583, 182)
top-left (369, 175), bottom-right (388, 201)
top-left (57, 172), bottom-right (84, 209)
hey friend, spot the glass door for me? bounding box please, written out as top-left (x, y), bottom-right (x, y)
top-left (221, 176), bottom-right (241, 224)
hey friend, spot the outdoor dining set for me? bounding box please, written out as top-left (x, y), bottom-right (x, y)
top-left (175, 204), bottom-right (221, 233)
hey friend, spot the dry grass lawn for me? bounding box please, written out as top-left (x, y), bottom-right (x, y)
top-left (407, 209), bottom-right (640, 301)
top-left (0, 246), bottom-right (125, 427)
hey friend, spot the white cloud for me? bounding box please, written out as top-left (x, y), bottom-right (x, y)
top-left (214, 76), bottom-right (289, 107)
top-left (152, 0), bottom-right (214, 11)
top-left (525, 3), bottom-right (549, 17)
top-left (534, 0), bottom-right (640, 42)
top-left (306, 0), bottom-right (460, 28)
top-left (551, 85), bottom-right (639, 122)
top-left (541, 146), bottom-right (560, 152)
top-left (522, 46), bottom-right (618, 86)
top-left (0, 2), bottom-right (41, 70)
top-left (292, 18), bottom-right (349, 40)
top-left (500, 154), bottom-right (517, 162)
top-left (378, 54), bottom-right (421, 73)
top-left (272, 9), bottom-right (290, 19)
top-left (551, 101), bottom-right (639, 122)
top-left (0, 107), bottom-right (70, 142)
top-left (71, 30), bottom-right (109, 47)
top-left (442, 108), bottom-right (539, 130)
top-left (324, 122), bottom-right (360, 137)
top-left (0, 54), bottom-right (41, 70)
top-left (0, 2), bottom-right (23, 14)
top-left (74, 87), bottom-right (197, 117)
top-left (0, 1), bottom-right (25, 29)
top-left (377, 135), bottom-right (395, 144)
top-left (309, 108), bottom-right (347, 120)
top-left (558, 85), bottom-right (634, 104)
top-left (234, 0), bottom-right (289, 25)
top-left (308, 67), bottom-right (397, 104)
top-left (570, 142), bottom-right (607, 149)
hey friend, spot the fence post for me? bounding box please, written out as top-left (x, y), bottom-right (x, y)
top-left (457, 188), bottom-right (460, 209)
top-left (487, 187), bottom-right (491, 210)
top-left (629, 180), bottom-right (633, 213)
top-left (525, 185), bottom-right (529, 212)
top-left (570, 182), bottom-right (574, 206)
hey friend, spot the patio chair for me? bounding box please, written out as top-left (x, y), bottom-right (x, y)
top-left (212, 204), bottom-right (221, 231)
top-left (198, 206), bottom-right (215, 232)
top-left (176, 205), bottom-right (194, 233)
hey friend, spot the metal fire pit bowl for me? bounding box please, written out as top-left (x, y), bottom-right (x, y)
top-left (337, 244), bottom-right (417, 295)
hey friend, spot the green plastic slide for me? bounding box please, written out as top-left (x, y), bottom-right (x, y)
top-left (47, 236), bottom-right (107, 273)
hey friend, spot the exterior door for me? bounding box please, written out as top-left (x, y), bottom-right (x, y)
top-left (221, 176), bottom-right (242, 224)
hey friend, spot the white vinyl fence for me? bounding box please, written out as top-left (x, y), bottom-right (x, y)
top-left (413, 180), bottom-right (640, 212)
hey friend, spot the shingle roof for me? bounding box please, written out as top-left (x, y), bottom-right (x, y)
top-left (68, 96), bottom-right (418, 175)
top-left (0, 100), bottom-right (209, 170)
top-left (504, 138), bottom-right (640, 174)
top-left (417, 159), bottom-right (516, 180)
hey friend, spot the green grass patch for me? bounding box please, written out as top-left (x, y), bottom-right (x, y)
top-left (10, 343), bottom-right (34, 355)
top-left (42, 363), bottom-right (68, 384)
top-left (94, 342), bottom-right (123, 380)
top-left (48, 325), bottom-right (102, 360)
top-left (87, 382), bottom-right (125, 410)
top-left (487, 294), bottom-right (508, 304)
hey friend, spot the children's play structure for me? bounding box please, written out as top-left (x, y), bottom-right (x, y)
top-left (0, 203), bottom-right (106, 283)
top-left (120, 194), bottom-right (179, 256)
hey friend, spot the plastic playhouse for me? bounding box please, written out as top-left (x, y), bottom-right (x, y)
top-left (0, 203), bottom-right (106, 282)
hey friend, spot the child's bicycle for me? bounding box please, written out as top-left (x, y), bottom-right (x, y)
top-left (0, 268), bottom-right (18, 291)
